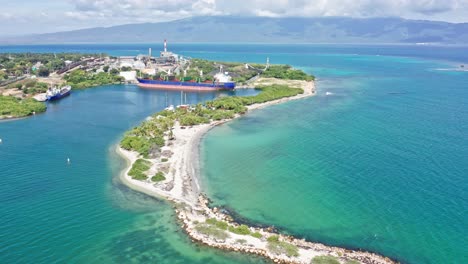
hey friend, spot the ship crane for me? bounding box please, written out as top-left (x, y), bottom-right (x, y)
top-left (146, 47), bottom-right (154, 68)
top-left (158, 67), bottom-right (177, 76)
top-left (244, 57), bottom-right (270, 73)
top-left (157, 68), bottom-right (173, 81)
top-left (244, 64), bottom-right (263, 73)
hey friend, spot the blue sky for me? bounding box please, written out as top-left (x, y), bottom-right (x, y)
top-left (0, 0), bottom-right (467, 35)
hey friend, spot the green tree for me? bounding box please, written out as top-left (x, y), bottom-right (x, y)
top-left (0, 71), bottom-right (7, 80)
top-left (48, 59), bottom-right (65, 71)
top-left (15, 69), bottom-right (23, 76)
top-left (110, 68), bottom-right (119, 75)
top-left (37, 67), bottom-right (50, 77)
top-left (5, 62), bottom-right (15, 70)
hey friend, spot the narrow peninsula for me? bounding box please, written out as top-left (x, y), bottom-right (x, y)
top-left (117, 66), bottom-right (396, 264)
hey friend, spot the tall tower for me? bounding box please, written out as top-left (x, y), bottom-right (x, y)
top-left (164, 39), bottom-right (167, 52)
top-left (148, 48), bottom-right (152, 58)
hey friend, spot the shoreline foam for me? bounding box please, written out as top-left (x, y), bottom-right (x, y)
top-left (116, 80), bottom-right (396, 264)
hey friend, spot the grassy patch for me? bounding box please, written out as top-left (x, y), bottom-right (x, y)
top-left (345, 260), bottom-right (360, 264)
top-left (128, 159), bottom-right (151, 180)
top-left (228, 225), bottom-right (251, 235)
top-left (235, 239), bottom-right (247, 244)
top-left (206, 218), bottom-right (228, 230)
top-left (151, 172), bottom-right (166, 182)
top-left (311, 255), bottom-right (340, 264)
top-left (266, 235), bottom-right (299, 257)
top-left (267, 235), bottom-right (280, 242)
top-left (251, 232), bottom-right (262, 239)
top-left (195, 223), bottom-right (229, 240)
top-left (161, 158), bottom-right (168, 162)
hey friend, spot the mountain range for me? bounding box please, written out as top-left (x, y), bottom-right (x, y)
top-left (2, 16), bottom-right (468, 44)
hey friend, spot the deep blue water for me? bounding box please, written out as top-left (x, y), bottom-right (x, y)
top-left (1, 44), bottom-right (467, 264)
top-left (1, 43), bottom-right (468, 64)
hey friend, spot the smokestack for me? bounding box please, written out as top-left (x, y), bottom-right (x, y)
top-left (164, 39), bottom-right (167, 52)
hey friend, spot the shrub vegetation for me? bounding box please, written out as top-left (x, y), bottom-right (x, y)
top-left (235, 239), bottom-right (247, 244)
top-left (251, 232), bottom-right (262, 239)
top-left (64, 70), bottom-right (123, 89)
top-left (128, 159), bottom-right (151, 180)
top-left (206, 218), bottom-right (229, 230)
top-left (195, 223), bottom-right (229, 240)
top-left (0, 96), bottom-right (46, 118)
top-left (151, 172), bottom-right (166, 182)
top-left (5, 80), bottom-right (49, 95)
top-left (311, 255), bottom-right (340, 264)
top-left (261, 65), bottom-right (315, 81)
top-left (266, 235), bottom-right (299, 257)
top-left (120, 116), bottom-right (172, 157)
top-left (228, 225), bottom-right (251, 235)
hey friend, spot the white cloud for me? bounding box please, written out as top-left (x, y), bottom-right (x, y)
top-left (214, 0), bottom-right (467, 18)
top-left (0, 13), bottom-right (14, 19)
top-left (0, 0), bottom-right (467, 35)
top-left (60, 0), bottom-right (221, 26)
top-left (63, 0), bottom-right (468, 24)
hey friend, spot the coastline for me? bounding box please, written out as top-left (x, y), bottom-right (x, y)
top-left (0, 116), bottom-right (28, 122)
top-left (0, 113), bottom-right (41, 122)
top-left (116, 81), bottom-right (396, 264)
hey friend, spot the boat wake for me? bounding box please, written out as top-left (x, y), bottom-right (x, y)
top-left (433, 66), bottom-right (468, 72)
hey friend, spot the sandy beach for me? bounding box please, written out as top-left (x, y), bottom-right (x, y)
top-left (116, 80), bottom-right (396, 264)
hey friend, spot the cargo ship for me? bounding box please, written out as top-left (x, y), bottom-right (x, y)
top-left (46, 85), bottom-right (71, 101)
top-left (136, 40), bottom-right (235, 91)
top-left (137, 72), bottom-right (236, 91)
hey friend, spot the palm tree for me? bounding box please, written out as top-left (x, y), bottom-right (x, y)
top-left (168, 128), bottom-right (174, 140)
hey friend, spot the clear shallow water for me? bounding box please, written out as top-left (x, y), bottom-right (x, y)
top-left (0, 44), bottom-right (467, 264)
top-left (201, 49), bottom-right (468, 264)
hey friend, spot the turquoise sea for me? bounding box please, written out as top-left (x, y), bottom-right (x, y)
top-left (1, 44), bottom-right (467, 264)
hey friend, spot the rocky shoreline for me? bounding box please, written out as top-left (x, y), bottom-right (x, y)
top-left (176, 196), bottom-right (396, 264)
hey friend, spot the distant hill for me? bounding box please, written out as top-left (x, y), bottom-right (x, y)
top-left (2, 16), bottom-right (468, 44)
